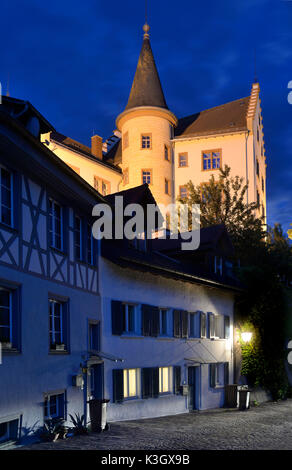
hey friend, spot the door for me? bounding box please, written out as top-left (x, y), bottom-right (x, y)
top-left (89, 364), bottom-right (103, 400)
top-left (188, 366), bottom-right (198, 410)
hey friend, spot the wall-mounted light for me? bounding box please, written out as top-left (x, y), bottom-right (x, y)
top-left (241, 332), bottom-right (252, 343)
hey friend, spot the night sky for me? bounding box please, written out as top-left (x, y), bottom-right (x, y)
top-left (1, 0), bottom-right (291, 233)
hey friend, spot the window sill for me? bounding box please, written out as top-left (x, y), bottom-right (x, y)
top-left (49, 350), bottom-right (70, 355)
top-left (157, 336), bottom-right (175, 341)
top-left (120, 335), bottom-right (143, 339)
top-left (1, 347), bottom-right (21, 354)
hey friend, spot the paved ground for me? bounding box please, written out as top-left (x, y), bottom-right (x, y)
top-left (21, 399), bottom-right (292, 450)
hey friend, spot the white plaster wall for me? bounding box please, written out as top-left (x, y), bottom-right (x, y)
top-left (100, 258), bottom-right (234, 421)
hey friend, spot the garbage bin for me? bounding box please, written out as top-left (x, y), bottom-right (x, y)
top-left (237, 386), bottom-right (251, 410)
top-left (87, 398), bottom-right (110, 432)
top-left (224, 384), bottom-right (238, 408)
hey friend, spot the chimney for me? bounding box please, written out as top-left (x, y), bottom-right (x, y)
top-left (91, 134), bottom-right (103, 160)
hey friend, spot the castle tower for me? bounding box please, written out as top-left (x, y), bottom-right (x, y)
top-left (116, 24), bottom-right (177, 207)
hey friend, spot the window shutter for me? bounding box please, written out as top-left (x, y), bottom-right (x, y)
top-left (224, 362), bottom-right (229, 385)
top-left (142, 304), bottom-right (151, 336)
top-left (152, 367), bottom-right (159, 398)
top-left (111, 300), bottom-right (124, 335)
top-left (112, 369), bottom-right (124, 403)
top-left (224, 315), bottom-right (230, 339)
top-left (58, 393), bottom-right (66, 419)
top-left (62, 302), bottom-right (69, 350)
top-left (200, 312), bottom-right (206, 338)
top-left (208, 313), bottom-right (215, 338)
top-left (181, 311), bottom-right (188, 338)
top-left (209, 364), bottom-right (216, 388)
top-left (173, 310), bottom-right (181, 338)
top-left (174, 366), bottom-right (181, 395)
top-left (142, 368), bottom-right (152, 398)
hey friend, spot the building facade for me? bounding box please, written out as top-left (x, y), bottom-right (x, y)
top-left (40, 24), bottom-right (266, 222)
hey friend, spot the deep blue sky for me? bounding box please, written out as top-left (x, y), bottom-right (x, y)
top-left (1, 0), bottom-right (291, 233)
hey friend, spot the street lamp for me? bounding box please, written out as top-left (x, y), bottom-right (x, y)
top-left (241, 332), bottom-right (252, 343)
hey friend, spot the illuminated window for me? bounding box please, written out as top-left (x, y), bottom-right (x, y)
top-left (164, 145), bottom-right (170, 161)
top-left (159, 366), bottom-right (172, 394)
top-left (123, 368), bottom-right (138, 399)
top-left (178, 153), bottom-right (188, 167)
top-left (202, 150), bottom-right (221, 171)
top-left (123, 131), bottom-right (129, 150)
top-left (141, 134), bottom-right (151, 149)
top-left (179, 186), bottom-right (187, 199)
top-left (142, 170), bottom-right (152, 185)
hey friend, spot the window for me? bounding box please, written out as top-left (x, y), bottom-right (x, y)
top-left (0, 285), bottom-right (20, 350)
top-left (210, 363), bottom-right (229, 388)
top-left (87, 223), bottom-right (94, 265)
top-left (0, 167), bottom-right (13, 227)
top-left (141, 134), bottom-right (151, 149)
top-left (256, 159), bottom-right (259, 177)
top-left (89, 321), bottom-right (100, 351)
top-left (209, 313), bottom-right (224, 339)
top-left (142, 170), bottom-right (152, 185)
top-left (214, 256), bottom-right (223, 276)
top-left (49, 299), bottom-right (68, 351)
top-left (189, 312), bottom-right (200, 338)
top-left (49, 199), bottom-right (63, 250)
top-left (164, 145), bottom-right (170, 161)
top-left (141, 367), bottom-right (159, 399)
top-left (200, 312), bottom-right (206, 338)
top-left (94, 177), bottom-right (110, 196)
top-left (262, 177), bottom-right (264, 192)
top-left (142, 304), bottom-right (159, 337)
top-left (123, 168), bottom-right (129, 185)
top-left (0, 288), bottom-right (12, 346)
top-left (44, 392), bottom-right (65, 420)
top-left (257, 128), bottom-right (259, 142)
top-left (178, 153), bottom-right (188, 167)
top-left (179, 186), bottom-right (187, 199)
top-left (202, 150), bottom-right (221, 171)
top-left (123, 369), bottom-right (139, 399)
top-left (159, 309), bottom-right (168, 335)
top-left (122, 304), bottom-right (136, 334)
top-left (257, 190), bottom-right (260, 206)
top-left (74, 216), bottom-right (83, 260)
top-left (0, 419), bottom-right (19, 445)
top-left (165, 179), bottom-right (170, 195)
top-left (123, 131), bottom-right (129, 150)
top-left (173, 310), bottom-right (188, 338)
top-left (159, 367), bottom-right (172, 394)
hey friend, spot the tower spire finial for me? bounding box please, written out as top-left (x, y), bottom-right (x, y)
top-left (143, 0), bottom-right (150, 38)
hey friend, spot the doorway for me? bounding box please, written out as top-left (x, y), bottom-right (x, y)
top-left (188, 366), bottom-right (199, 410)
top-left (89, 363), bottom-right (103, 400)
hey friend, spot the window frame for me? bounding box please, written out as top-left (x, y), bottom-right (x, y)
top-left (49, 298), bottom-right (69, 352)
top-left (164, 178), bottom-right (170, 195)
top-left (0, 287), bottom-right (12, 346)
top-left (88, 320), bottom-right (100, 352)
top-left (201, 149), bottom-right (222, 171)
top-left (141, 134), bottom-right (152, 150)
top-left (178, 153), bottom-right (188, 168)
top-left (159, 366), bottom-right (172, 395)
top-left (74, 215), bottom-right (83, 261)
top-left (44, 391), bottom-right (66, 421)
top-left (123, 368), bottom-right (139, 400)
top-left (141, 169), bottom-right (153, 185)
top-left (49, 198), bottom-right (63, 251)
top-left (164, 145), bottom-right (170, 161)
top-left (0, 281), bottom-right (21, 352)
top-left (159, 308), bottom-right (169, 336)
top-left (122, 303), bottom-right (137, 335)
top-left (0, 165), bottom-right (13, 228)
top-left (179, 185), bottom-right (188, 199)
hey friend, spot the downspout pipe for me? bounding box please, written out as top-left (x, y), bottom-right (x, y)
top-left (245, 130), bottom-right (250, 205)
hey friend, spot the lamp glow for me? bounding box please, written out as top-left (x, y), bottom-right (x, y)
top-left (241, 332), bottom-right (252, 343)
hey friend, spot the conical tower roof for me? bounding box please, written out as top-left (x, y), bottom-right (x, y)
top-left (125, 24), bottom-right (168, 111)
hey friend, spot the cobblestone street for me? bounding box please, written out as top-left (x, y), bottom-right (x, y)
top-left (20, 399), bottom-right (292, 450)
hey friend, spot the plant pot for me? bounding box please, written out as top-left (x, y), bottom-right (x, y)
top-left (1, 342), bottom-right (12, 349)
top-left (51, 343), bottom-right (65, 351)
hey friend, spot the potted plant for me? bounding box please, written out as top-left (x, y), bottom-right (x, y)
top-left (1, 341), bottom-right (12, 349)
top-left (39, 418), bottom-right (67, 442)
top-left (51, 343), bottom-right (65, 351)
top-left (69, 413), bottom-right (88, 436)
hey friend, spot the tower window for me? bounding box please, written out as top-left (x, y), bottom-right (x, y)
top-left (262, 177), bottom-right (264, 192)
top-left (257, 190), bottom-right (260, 206)
top-left (141, 134), bottom-right (152, 149)
top-left (256, 159), bottom-right (259, 177)
top-left (123, 131), bottom-right (129, 150)
top-left (165, 179), bottom-right (170, 195)
top-left (164, 145), bottom-right (170, 161)
top-left (178, 153), bottom-right (188, 167)
top-left (202, 150), bottom-right (221, 171)
top-left (142, 170), bottom-right (152, 185)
